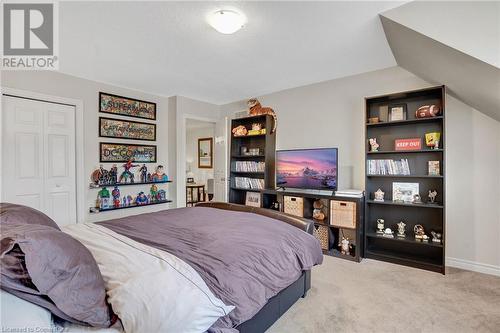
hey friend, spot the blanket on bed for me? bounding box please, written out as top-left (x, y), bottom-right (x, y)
top-left (97, 207), bottom-right (323, 332)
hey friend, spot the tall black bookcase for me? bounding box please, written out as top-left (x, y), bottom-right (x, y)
top-left (229, 115), bottom-right (276, 204)
top-left (364, 86), bottom-right (446, 274)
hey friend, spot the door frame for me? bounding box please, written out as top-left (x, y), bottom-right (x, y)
top-left (0, 86), bottom-right (85, 224)
top-left (177, 113), bottom-right (222, 207)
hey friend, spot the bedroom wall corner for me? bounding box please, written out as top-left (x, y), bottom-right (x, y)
top-left (1, 71), bottom-right (174, 223)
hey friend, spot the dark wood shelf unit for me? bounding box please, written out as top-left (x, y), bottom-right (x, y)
top-left (229, 115), bottom-right (276, 205)
top-left (365, 85), bottom-right (446, 274)
top-left (260, 189), bottom-right (364, 263)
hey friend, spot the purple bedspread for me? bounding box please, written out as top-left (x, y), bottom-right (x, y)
top-left (97, 207), bottom-right (323, 332)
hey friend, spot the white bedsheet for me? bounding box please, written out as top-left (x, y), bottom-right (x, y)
top-left (62, 223), bottom-right (234, 333)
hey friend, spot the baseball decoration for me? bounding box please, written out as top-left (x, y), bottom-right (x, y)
top-left (415, 104), bottom-right (441, 118)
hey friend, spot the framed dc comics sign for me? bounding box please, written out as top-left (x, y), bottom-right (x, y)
top-left (99, 92), bottom-right (156, 120)
top-left (100, 142), bottom-right (157, 163)
top-left (99, 117), bottom-right (156, 141)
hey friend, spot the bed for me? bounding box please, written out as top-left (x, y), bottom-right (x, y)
top-left (1, 202), bottom-right (323, 333)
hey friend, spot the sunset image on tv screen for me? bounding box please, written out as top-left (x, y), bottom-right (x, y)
top-left (276, 149), bottom-right (337, 190)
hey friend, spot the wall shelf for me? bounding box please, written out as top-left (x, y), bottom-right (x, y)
top-left (89, 199), bottom-right (172, 213)
top-left (366, 200), bottom-right (443, 209)
top-left (367, 149), bottom-right (443, 154)
top-left (89, 180), bottom-right (172, 189)
top-left (366, 232), bottom-right (443, 248)
top-left (366, 174), bottom-right (443, 179)
top-left (366, 116), bottom-right (443, 127)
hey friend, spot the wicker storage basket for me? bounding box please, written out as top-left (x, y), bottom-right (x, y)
top-left (313, 225), bottom-right (329, 250)
top-left (330, 200), bottom-right (356, 229)
top-left (284, 196), bottom-right (304, 217)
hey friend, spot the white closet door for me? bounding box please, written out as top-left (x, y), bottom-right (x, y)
top-left (214, 116), bottom-right (228, 202)
top-left (2, 95), bottom-right (76, 225)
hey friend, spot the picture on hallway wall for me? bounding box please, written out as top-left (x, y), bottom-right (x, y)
top-left (99, 92), bottom-right (156, 120)
top-left (99, 117), bottom-right (156, 141)
top-left (198, 137), bottom-right (213, 169)
top-left (100, 142), bottom-right (157, 163)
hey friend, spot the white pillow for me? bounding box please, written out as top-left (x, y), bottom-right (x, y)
top-left (0, 290), bottom-right (54, 331)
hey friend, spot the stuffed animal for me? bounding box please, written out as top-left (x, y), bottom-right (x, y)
top-left (247, 98), bottom-right (277, 133)
top-left (232, 125), bottom-right (248, 137)
top-left (312, 200), bottom-right (326, 221)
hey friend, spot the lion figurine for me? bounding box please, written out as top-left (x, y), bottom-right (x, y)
top-left (247, 98), bottom-right (277, 133)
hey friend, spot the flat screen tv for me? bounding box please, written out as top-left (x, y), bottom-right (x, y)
top-left (276, 148), bottom-right (338, 190)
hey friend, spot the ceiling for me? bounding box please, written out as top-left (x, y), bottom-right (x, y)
top-left (59, 1), bottom-right (404, 104)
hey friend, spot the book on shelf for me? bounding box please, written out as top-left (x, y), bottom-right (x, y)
top-left (367, 159), bottom-right (410, 175)
top-left (335, 189), bottom-right (364, 198)
top-left (234, 177), bottom-right (265, 190)
top-left (234, 161), bottom-right (265, 172)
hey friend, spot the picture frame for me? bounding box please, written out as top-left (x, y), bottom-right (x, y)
top-left (99, 92), bottom-right (156, 120)
top-left (99, 117), bottom-right (156, 141)
top-left (245, 191), bottom-right (261, 207)
top-left (392, 182), bottom-right (419, 203)
top-left (198, 137), bottom-right (213, 169)
top-left (100, 142), bottom-right (157, 163)
top-left (388, 103), bottom-right (407, 122)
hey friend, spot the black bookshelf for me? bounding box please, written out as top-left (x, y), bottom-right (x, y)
top-left (229, 115), bottom-right (276, 204)
top-left (364, 86), bottom-right (446, 274)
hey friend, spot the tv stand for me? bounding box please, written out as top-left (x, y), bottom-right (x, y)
top-left (260, 188), bottom-right (364, 263)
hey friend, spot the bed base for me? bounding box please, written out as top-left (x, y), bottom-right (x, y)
top-left (236, 270), bottom-right (311, 333)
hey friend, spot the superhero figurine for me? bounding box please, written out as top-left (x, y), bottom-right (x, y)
top-left (135, 191), bottom-right (148, 205)
top-left (119, 160), bottom-right (139, 183)
top-left (150, 184), bottom-right (158, 202)
top-left (109, 164), bottom-right (118, 184)
top-left (112, 186), bottom-right (121, 208)
top-left (139, 164), bottom-right (148, 183)
top-left (151, 165), bottom-right (168, 182)
top-left (97, 187), bottom-right (110, 209)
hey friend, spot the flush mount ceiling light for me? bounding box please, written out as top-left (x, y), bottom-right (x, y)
top-left (208, 10), bottom-right (245, 34)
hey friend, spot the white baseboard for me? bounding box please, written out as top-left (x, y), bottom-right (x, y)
top-left (446, 257), bottom-right (500, 277)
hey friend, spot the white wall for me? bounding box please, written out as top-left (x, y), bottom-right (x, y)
top-left (221, 66), bottom-right (500, 273)
top-left (1, 71), bottom-right (173, 222)
top-left (446, 96), bottom-right (500, 274)
top-left (186, 125), bottom-right (215, 186)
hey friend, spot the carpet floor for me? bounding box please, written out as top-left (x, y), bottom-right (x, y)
top-left (268, 256), bottom-right (500, 333)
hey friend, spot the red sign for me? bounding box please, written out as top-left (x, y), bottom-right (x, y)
top-left (395, 138), bottom-right (422, 151)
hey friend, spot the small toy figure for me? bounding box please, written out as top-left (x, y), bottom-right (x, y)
top-left (93, 165), bottom-right (112, 185)
top-left (97, 187), bottom-right (110, 209)
top-left (147, 173), bottom-right (152, 182)
top-left (312, 200), bottom-right (326, 220)
top-left (413, 194), bottom-right (422, 204)
top-left (431, 231), bottom-right (442, 244)
top-left (139, 164), bottom-right (148, 183)
top-left (157, 189), bottom-right (166, 201)
top-left (111, 186), bottom-right (121, 208)
top-left (150, 184), bottom-right (158, 201)
top-left (414, 224), bottom-right (429, 241)
top-left (340, 237), bottom-right (350, 255)
top-left (122, 196), bottom-right (127, 207)
top-left (377, 219), bottom-right (385, 234)
top-left (374, 188), bottom-right (385, 202)
top-left (428, 190), bottom-right (438, 204)
top-left (152, 165), bottom-right (168, 182)
top-left (397, 221), bottom-right (406, 237)
top-left (135, 192), bottom-right (148, 205)
top-left (126, 195), bottom-right (133, 206)
top-left (368, 138), bottom-right (379, 152)
top-left (110, 164), bottom-right (118, 184)
top-left (147, 194), bottom-right (152, 203)
top-left (383, 228), bottom-right (394, 237)
top-left (119, 160), bottom-right (139, 183)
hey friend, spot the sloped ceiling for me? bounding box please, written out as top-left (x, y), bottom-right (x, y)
top-left (380, 1), bottom-right (500, 121)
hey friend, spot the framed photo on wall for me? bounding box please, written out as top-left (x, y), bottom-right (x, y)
top-left (99, 117), bottom-right (156, 141)
top-left (99, 92), bottom-right (156, 120)
top-left (388, 103), bottom-right (407, 122)
top-left (245, 191), bottom-right (261, 207)
top-left (198, 137), bottom-right (213, 169)
top-left (100, 142), bottom-right (157, 163)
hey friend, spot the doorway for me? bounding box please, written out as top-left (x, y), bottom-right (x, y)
top-left (1, 94), bottom-right (77, 225)
top-left (185, 119), bottom-right (216, 206)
